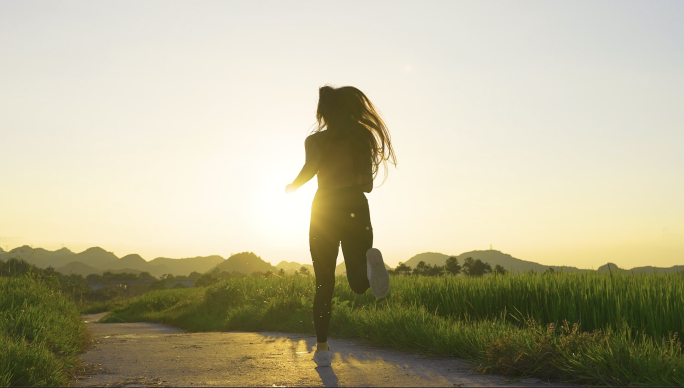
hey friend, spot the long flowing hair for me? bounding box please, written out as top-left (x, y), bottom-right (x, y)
top-left (313, 85), bottom-right (397, 185)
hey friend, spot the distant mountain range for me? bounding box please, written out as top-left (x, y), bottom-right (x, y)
top-left (402, 251), bottom-right (684, 274)
top-left (402, 251), bottom-right (581, 273)
top-left (1, 246), bottom-right (226, 277)
top-left (2, 245), bottom-right (682, 277)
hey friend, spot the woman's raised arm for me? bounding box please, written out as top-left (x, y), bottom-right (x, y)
top-left (286, 136), bottom-right (320, 194)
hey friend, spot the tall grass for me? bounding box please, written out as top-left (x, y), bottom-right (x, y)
top-left (0, 276), bottom-right (89, 387)
top-left (103, 272), bottom-right (684, 386)
top-left (373, 271), bottom-right (684, 339)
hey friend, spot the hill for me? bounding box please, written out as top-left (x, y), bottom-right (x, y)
top-left (0, 246), bottom-right (77, 268)
top-left (55, 261), bottom-right (143, 277)
top-left (275, 261), bottom-right (314, 274)
top-left (146, 255), bottom-right (225, 276)
top-left (402, 251), bottom-right (584, 274)
top-left (401, 252), bottom-right (450, 267)
top-left (212, 252), bottom-right (275, 274)
top-left (55, 261), bottom-right (101, 277)
top-left (598, 263), bottom-right (684, 274)
top-left (106, 254), bottom-right (147, 271)
top-left (73, 247), bottom-right (118, 268)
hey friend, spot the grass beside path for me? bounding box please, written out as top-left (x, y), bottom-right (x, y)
top-left (103, 273), bottom-right (684, 386)
top-left (0, 276), bottom-right (90, 387)
top-left (80, 298), bottom-right (131, 315)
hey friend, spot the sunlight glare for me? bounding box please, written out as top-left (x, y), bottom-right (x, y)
top-left (259, 172), bottom-right (316, 234)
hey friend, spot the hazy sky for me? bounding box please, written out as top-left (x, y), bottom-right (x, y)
top-left (1, 1), bottom-right (683, 269)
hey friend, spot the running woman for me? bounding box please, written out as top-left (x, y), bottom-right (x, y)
top-left (285, 85), bottom-right (397, 367)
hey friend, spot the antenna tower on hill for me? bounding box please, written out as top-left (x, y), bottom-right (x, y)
top-left (490, 244), bottom-right (492, 250)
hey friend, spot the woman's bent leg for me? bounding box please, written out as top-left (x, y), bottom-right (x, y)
top-left (341, 235), bottom-right (372, 294)
top-left (341, 196), bottom-right (373, 295)
top-left (310, 231), bottom-right (339, 343)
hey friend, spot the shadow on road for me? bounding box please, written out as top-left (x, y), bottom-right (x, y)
top-left (315, 366), bottom-right (339, 387)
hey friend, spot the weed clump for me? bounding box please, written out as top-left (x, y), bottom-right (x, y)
top-left (205, 283), bottom-right (244, 309)
top-left (484, 320), bottom-right (606, 381)
top-left (0, 276), bottom-right (89, 386)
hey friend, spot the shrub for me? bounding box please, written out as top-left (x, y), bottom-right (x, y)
top-left (205, 282), bottom-right (244, 310)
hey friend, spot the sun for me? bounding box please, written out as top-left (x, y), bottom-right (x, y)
top-left (258, 172), bottom-right (317, 233)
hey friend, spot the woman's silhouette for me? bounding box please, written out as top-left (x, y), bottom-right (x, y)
top-left (286, 85), bottom-right (397, 367)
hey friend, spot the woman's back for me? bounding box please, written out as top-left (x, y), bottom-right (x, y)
top-left (310, 129), bottom-right (373, 191)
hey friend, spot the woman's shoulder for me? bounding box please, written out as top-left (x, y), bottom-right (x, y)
top-left (305, 131), bottom-right (323, 146)
top-left (307, 127), bottom-right (368, 148)
top-left (306, 131), bottom-right (327, 141)
top-left (306, 130), bottom-right (338, 146)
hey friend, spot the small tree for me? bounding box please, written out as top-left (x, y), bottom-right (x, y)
top-left (427, 264), bottom-right (444, 277)
top-left (394, 262), bottom-right (412, 276)
top-left (86, 273), bottom-right (103, 284)
top-left (278, 268), bottom-right (285, 276)
top-left (493, 265), bottom-right (507, 275)
top-left (137, 271), bottom-right (155, 281)
top-left (413, 261), bottom-right (430, 276)
top-left (462, 257), bottom-right (492, 277)
top-left (299, 266), bottom-right (310, 275)
top-left (149, 276), bottom-right (168, 291)
top-left (445, 256), bottom-right (461, 275)
top-left (461, 257), bottom-right (474, 276)
top-left (101, 271), bottom-right (115, 282)
top-left (195, 272), bottom-right (217, 287)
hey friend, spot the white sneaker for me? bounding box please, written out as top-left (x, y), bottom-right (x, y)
top-left (366, 248), bottom-right (390, 298)
top-left (313, 349), bottom-right (332, 367)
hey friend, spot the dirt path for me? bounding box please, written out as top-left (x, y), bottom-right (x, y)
top-left (75, 313), bottom-right (559, 387)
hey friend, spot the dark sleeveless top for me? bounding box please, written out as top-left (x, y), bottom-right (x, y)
top-left (308, 130), bottom-right (372, 190)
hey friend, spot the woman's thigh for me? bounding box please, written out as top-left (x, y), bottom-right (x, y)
top-left (310, 209), bottom-right (341, 279)
top-left (310, 233), bottom-right (340, 279)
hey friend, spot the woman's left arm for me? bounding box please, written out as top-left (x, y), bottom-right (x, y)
top-left (286, 136), bottom-right (320, 194)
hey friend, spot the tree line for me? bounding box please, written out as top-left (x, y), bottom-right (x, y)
top-left (389, 256), bottom-right (507, 277)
